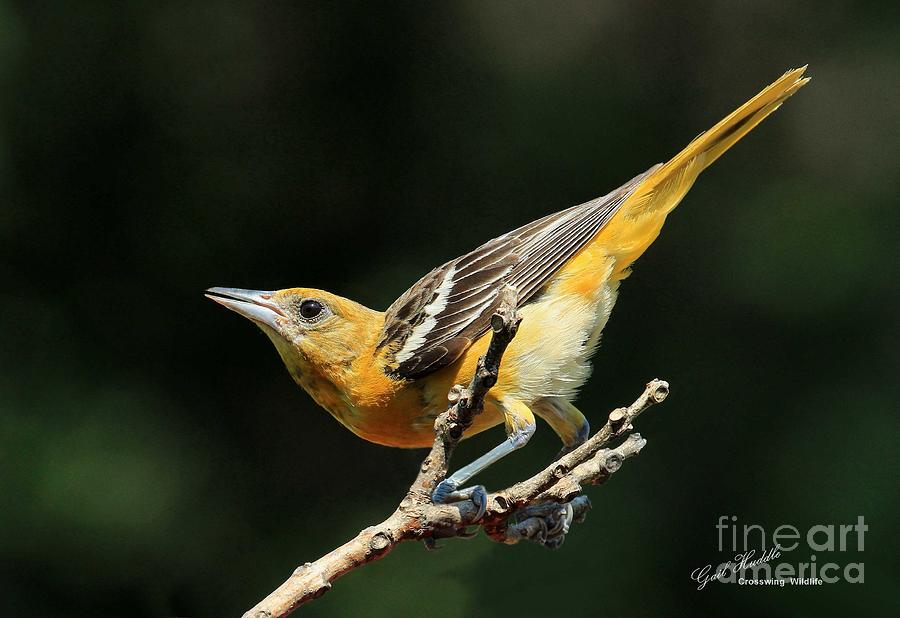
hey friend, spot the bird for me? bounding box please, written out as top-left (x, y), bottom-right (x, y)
top-left (206, 66), bottom-right (808, 511)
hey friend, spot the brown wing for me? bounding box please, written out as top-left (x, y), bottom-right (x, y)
top-left (377, 165), bottom-right (660, 379)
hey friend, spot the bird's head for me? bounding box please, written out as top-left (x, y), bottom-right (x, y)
top-left (205, 287), bottom-right (379, 382)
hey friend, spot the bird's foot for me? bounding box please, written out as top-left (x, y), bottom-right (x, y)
top-left (432, 479), bottom-right (488, 522)
top-left (508, 501), bottom-right (575, 548)
top-left (543, 502), bottom-right (575, 549)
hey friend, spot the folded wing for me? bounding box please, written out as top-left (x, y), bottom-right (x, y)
top-left (377, 165), bottom-right (659, 379)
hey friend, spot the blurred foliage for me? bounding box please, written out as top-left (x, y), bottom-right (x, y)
top-left (1, 1), bottom-right (898, 616)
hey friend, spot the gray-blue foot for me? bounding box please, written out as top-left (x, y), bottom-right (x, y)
top-left (432, 480), bottom-right (488, 521)
top-left (544, 502), bottom-right (575, 548)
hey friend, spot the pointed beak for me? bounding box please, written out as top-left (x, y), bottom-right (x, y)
top-left (204, 287), bottom-right (287, 331)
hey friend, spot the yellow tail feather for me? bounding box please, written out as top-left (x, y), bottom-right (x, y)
top-left (600, 66), bottom-right (810, 278)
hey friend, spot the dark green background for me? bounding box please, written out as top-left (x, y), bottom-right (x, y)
top-left (2, 2), bottom-right (897, 616)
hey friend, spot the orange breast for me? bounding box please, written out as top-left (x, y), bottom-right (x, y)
top-left (313, 335), bottom-right (506, 448)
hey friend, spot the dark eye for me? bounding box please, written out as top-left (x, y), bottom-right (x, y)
top-left (299, 299), bottom-right (324, 320)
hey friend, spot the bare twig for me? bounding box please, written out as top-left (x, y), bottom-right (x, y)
top-left (241, 290), bottom-right (669, 618)
top-left (408, 284), bottom-right (522, 502)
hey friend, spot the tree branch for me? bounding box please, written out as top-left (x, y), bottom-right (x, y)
top-left (242, 288), bottom-right (669, 618)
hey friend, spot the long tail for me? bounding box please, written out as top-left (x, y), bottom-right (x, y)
top-left (600, 66), bottom-right (810, 278)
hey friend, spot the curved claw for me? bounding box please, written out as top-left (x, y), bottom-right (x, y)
top-left (546, 502), bottom-right (574, 537)
top-left (466, 485), bottom-right (488, 522)
top-left (432, 480), bottom-right (488, 522)
top-left (542, 503), bottom-right (575, 549)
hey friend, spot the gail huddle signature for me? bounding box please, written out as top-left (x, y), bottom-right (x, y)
top-left (691, 546), bottom-right (783, 590)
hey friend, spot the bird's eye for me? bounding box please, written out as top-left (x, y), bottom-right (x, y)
top-left (299, 299), bottom-right (324, 321)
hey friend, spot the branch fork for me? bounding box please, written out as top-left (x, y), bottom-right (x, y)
top-left (243, 286), bottom-right (669, 618)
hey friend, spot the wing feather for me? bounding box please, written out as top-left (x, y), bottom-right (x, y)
top-left (378, 165), bottom-right (659, 378)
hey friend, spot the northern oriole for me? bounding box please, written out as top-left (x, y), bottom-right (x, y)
top-left (207, 67), bottom-right (808, 505)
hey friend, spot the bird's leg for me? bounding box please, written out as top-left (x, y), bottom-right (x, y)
top-left (432, 399), bottom-right (536, 520)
